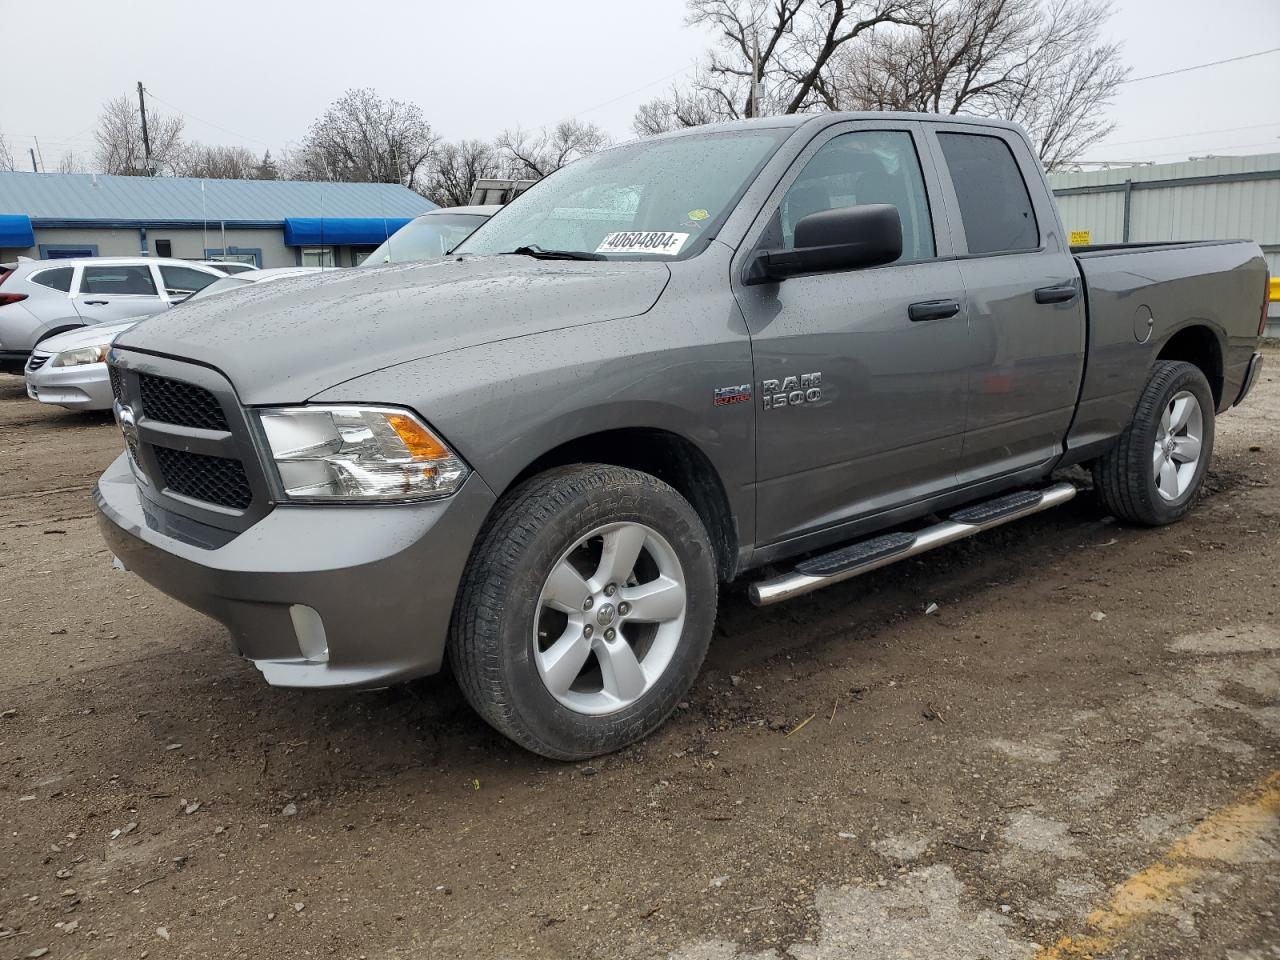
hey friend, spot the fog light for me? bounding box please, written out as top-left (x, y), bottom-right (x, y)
top-left (289, 604), bottom-right (329, 662)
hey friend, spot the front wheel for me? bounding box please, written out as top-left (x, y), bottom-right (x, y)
top-left (450, 465), bottom-right (717, 760)
top-left (1093, 360), bottom-right (1215, 525)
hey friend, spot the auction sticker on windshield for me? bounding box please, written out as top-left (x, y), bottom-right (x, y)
top-left (595, 232), bottom-right (689, 256)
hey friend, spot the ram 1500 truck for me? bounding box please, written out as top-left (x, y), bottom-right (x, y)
top-left (95, 114), bottom-right (1269, 759)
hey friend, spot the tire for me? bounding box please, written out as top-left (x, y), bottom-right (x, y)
top-left (450, 464), bottom-right (718, 760)
top-left (1093, 360), bottom-right (1215, 526)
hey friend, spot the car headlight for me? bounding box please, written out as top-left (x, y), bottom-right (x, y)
top-left (51, 344), bottom-right (110, 367)
top-left (257, 405), bottom-right (469, 502)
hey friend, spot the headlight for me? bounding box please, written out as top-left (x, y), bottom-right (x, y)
top-left (257, 405), bottom-right (468, 502)
top-left (51, 344), bottom-right (110, 367)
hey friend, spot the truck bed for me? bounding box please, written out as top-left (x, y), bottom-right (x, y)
top-left (1065, 239), bottom-right (1268, 457)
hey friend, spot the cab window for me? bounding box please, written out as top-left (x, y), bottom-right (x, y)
top-left (772, 130), bottom-right (935, 262)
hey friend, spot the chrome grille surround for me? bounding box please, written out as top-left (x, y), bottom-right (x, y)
top-left (107, 349), bottom-right (273, 534)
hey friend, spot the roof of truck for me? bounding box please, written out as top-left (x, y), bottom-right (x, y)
top-left (639, 111), bottom-right (1027, 142)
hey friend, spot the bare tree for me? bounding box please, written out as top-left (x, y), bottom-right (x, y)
top-left (634, 0), bottom-right (911, 130)
top-left (832, 0), bottom-right (1127, 167)
top-left (287, 88), bottom-right (439, 190)
top-left (92, 94), bottom-right (185, 175)
top-left (632, 84), bottom-right (722, 136)
top-left (421, 140), bottom-right (501, 207)
top-left (56, 150), bottom-right (88, 174)
top-left (177, 143), bottom-right (261, 179)
top-left (0, 129), bottom-right (14, 172)
top-left (495, 120), bottom-right (610, 179)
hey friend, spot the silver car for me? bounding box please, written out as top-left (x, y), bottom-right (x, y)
top-left (25, 267), bottom-right (322, 411)
top-left (0, 257), bottom-right (228, 375)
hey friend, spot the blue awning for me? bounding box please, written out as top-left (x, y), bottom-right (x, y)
top-left (282, 217), bottom-right (413, 247)
top-left (0, 214), bottom-right (35, 248)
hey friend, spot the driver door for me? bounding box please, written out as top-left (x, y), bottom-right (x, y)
top-left (733, 120), bottom-right (974, 550)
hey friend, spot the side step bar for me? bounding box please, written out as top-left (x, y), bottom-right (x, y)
top-left (749, 482), bottom-right (1078, 606)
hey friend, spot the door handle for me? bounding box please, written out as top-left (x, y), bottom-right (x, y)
top-left (1034, 284), bottom-right (1078, 305)
top-left (82, 299), bottom-right (109, 305)
top-left (908, 299), bottom-right (961, 322)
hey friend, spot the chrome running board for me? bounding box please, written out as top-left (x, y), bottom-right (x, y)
top-left (749, 482), bottom-right (1078, 606)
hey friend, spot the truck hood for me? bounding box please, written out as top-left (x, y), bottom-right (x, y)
top-left (114, 256), bottom-right (670, 403)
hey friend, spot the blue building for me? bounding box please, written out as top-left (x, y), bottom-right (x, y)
top-left (0, 171), bottom-right (436, 268)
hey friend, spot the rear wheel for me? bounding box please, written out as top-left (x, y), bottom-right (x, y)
top-left (450, 465), bottom-right (717, 760)
top-left (1093, 360), bottom-right (1215, 525)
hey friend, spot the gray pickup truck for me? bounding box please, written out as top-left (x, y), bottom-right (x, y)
top-left (95, 113), bottom-right (1269, 759)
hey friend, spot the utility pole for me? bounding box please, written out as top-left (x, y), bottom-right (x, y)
top-left (750, 30), bottom-right (762, 119)
top-left (29, 148), bottom-right (38, 173)
top-left (137, 81), bottom-right (153, 176)
top-left (33, 136), bottom-right (45, 171)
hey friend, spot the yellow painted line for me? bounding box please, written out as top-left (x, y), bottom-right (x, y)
top-left (1034, 771), bottom-right (1280, 959)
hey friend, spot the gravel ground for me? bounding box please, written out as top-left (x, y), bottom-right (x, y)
top-left (1, 347), bottom-right (1277, 960)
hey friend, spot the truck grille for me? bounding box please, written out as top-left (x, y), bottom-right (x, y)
top-left (153, 446), bottom-right (253, 510)
top-left (139, 373), bottom-right (229, 431)
top-left (108, 350), bottom-right (269, 533)
top-left (26, 354), bottom-right (49, 372)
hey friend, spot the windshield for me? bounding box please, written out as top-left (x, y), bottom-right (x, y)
top-left (363, 213), bottom-right (489, 266)
top-left (181, 275), bottom-right (251, 303)
top-left (455, 129), bottom-right (788, 261)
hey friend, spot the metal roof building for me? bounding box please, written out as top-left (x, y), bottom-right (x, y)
top-left (1049, 153), bottom-right (1280, 334)
top-left (0, 172), bottom-right (436, 269)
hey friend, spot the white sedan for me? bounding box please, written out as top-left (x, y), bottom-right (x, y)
top-left (24, 267), bottom-right (319, 411)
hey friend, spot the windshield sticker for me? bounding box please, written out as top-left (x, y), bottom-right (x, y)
top-left (687, 208), bottom-right (710, 221)
top-left (595, 231), bottom-right (689, 256)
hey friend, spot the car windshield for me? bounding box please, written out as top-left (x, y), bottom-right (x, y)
top-left (181, 275), bottom-right (251, 302)
top-left (363, 214), bottom-right (489, 265)
top-left (455, 129), bottom-right (788, 262)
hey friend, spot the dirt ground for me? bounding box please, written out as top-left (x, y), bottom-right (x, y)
top-left (1, 348), bottom-right (1277, 960)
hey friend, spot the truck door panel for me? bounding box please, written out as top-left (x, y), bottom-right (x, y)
top-left (926, 127), bottom-right (1086, 483)
top-left (733, 122), bottom-right (974, 548)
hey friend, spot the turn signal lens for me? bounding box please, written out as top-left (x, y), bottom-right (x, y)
top-left (257, 405), bottom-right (468, 502)
top-left (386, 412), bottom-right (450, 460)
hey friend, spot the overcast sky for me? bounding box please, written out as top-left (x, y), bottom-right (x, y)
top-left (0, 0), bottom-right (1276, 173)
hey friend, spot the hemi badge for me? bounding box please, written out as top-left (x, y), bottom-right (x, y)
top-left (714, 384), bottom-right (752, 407)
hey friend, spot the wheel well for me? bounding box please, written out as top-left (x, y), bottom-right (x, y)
top-left (1157, 325), bottom-right (1223, 407)
top-left (508, 428), bottom-right (739, 581)
top-left (35, 324), bottom-right (85, 346)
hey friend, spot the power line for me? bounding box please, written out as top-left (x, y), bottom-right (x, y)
top-left (141, 86), bottom-right (280, 150)
top-left (1120, 47), bottom-right (1280, 84)
top-left (1099, 120), bottom-right (1280, 147)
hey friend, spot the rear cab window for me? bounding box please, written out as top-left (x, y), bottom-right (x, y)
top-left (79, 265), bottom-right (159, 296)
top-left (30, 267), bottom-right (74, 292)
top-left (937, 132), bottom-right (1039, 254)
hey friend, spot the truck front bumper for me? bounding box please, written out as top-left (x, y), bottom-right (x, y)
top-left (94, 452), bottom-right (497, 688)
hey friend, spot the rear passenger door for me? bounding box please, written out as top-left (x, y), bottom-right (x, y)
top-left (73, 264), bottom-right (167, 325)
top-left (924, 125), bottom-right (1086, 483)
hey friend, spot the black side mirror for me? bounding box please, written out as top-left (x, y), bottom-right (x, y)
top-left (746, 203), bottom-right (903, 284)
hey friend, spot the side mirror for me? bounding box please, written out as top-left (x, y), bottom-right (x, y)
top-left (746, 203), bottom-right (903, 284)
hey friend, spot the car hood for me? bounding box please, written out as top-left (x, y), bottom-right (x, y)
top-left (115, 256), bottom-right (671, 404)
top-left (38, 318), bottom-right (140, 354)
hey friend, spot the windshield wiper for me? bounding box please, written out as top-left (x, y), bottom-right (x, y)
top-left (503, 244), bottom-right (607, 261)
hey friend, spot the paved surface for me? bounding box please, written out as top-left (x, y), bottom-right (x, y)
top-left (1, 347), bottom-right (1277, 960)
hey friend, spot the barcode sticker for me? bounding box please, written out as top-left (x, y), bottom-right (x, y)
top-left (595, 231), bottom-right (689, 256)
